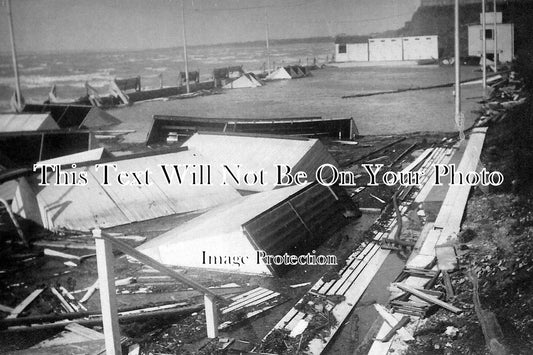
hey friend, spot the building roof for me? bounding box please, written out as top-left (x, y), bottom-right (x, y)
top-left (11, 148), bottom-right (242, 231)
top-left (183, 132), bottom-right (338, 191)
top-left (22, 104), bottom-right (121, 129)
top-left (334, 35), bottom-right (371, 44)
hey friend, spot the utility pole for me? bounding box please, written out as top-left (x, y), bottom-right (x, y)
top-left (493, 0), bottom-right (497, 72)
top-left (482, 0), bottom-right (487, 91)
top-left (7, 0), bottom-right (22, 111)
top-left (454, 0), bottom-right (460, 120)
top-left (181, 0), bottom-right (190, 93)
top-left (265, 8), bottom-right (271, 74)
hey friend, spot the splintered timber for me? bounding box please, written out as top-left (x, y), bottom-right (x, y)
top-left (32, 163), bottom-right (504, 187)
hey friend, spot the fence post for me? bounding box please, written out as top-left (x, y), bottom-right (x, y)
top-left (204, 294), bottom-right (219, 338)
top-left (93, 228), bottom-right (122, 355)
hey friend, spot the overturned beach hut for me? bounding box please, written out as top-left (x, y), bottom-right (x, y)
top-left (137, 182), bottom-right (354, 275)
top-left (146, 116), bottom-right (357, 145)
top-left (22, 104), bottom-right (121, 129)
top-left (0, 113), bottom-right (59, 132)
top-left (222, 73), bottom-right (262, 89)
top-left (11, 147), bottom-right (241, 231)
top-left (184, 132), bottom-right (338, 192)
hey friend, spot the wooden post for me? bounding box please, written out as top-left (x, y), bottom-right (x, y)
top-left (93, 228), bottom-right (122, 355)
top-left (7, 0), bottom-right (22, 111)
top-left (454, 0), bottom-right (460, 120)
top-left (493, 0), bottom-right (497, 72)
top-left (204, 294), bottom-right (218, 338)
top-left (180, 0), bottom-right (190, 94)
top-left (264, 8), bottom-right (271, 74)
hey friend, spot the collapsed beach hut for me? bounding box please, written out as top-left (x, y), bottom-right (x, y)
top-left (22, 104), bottom-right (121, 129)
top-left (184, 132), bottom-right (338, 192)
top-left (222, 73), bottom-right (263, 89)
top-left (146, 116), bottom-right (357, 144)
top-left (266, 65), bottom-right (309, 80)
top-left (0, 113), bottom-right (59, 132)
top-left (137, 182), bottom-right (355, 275)
top-left (265, 67), bottom-right (292, 80)
top-left (0, 130), bottom-right (98, 168)
top-left (11, 147), bottom-right (241, 231)
top-left (213, 66), bottom-right (245, 87)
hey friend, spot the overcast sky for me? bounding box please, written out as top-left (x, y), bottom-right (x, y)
top-left (0, 0), bottom-right (420, 53)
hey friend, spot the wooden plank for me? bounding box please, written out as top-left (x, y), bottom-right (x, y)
top-left (284, 311), bottom-right (308, 332)
top-left (435, 245), bottom-right (458, 271)
top-left (307, 248), bottom-right (390, 354)
top-left (332, 244), bottom-right (381, 296)
top-left (434, 128), bottom-right (488, 234)
top-left (222, 289), bottom-right (273, 314)
top-left (6, 340), bottom-right (105, 355)
top-left (373, 304), bottom-right (414, 341)
top-left (64, 323), bottom-right (104, 340)
top-left (379, 316), bottom-right (410, 342)
top-left (395, 283), bottom-right (462, 313)
top-left (442, 270), bottom-right (455, 300)
top-left (7, 289), bottom-right (44, 319)
top-left (400, 148), bottom-right (433, 173)
top-left (228, 287), bottom-right (265, 302)
top-left (50, 287), bottom-right (75, 313)
top-left (273, 308), bottom-right (300, 330)
top-left (367, 321), bottom-right (393, 355)
top-left (0, 304), bottom-right (14, 313)
top-left (414, 148), bottom-right (456, 203)
top-left (204, 294), bottom-right (218, 339)
top-left (236, 292), bottom-right (280, 311)
top-left (94, 235), bottom-right (122, 355)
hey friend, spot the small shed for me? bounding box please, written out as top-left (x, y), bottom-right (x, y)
top-left (468, 23), bottom-right (514, 63)
top-left (402, 36), bottom-right (439, 60)
top-left (368, 37), bottom-right (403, 61)
top-left (335, 35), bottom-right (370, 62)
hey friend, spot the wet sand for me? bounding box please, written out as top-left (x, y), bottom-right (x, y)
top-left (109, 65), bottom-right (485, 143)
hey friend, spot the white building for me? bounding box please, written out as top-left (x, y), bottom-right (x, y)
top-left (468, 12), bottom-right (514, 63)
top-left (335, 35), bottom-right (438, 62)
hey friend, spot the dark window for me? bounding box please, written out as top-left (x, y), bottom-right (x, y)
top-left (481, 29), bottom-right (493, 39)
top-left (338, 44), bottom-right (347, 54)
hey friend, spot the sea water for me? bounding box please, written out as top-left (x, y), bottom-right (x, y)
top-left (0, 41), bottom-right (333, 110)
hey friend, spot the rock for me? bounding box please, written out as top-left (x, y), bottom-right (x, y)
top-left (444, 326), bottom-right (459, 339)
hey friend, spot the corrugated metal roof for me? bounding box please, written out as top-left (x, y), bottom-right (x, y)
top-left (137, 182), bottom-right (353, 275)
top-left (0, 114), bottom-right (59, 132)
top-left (183, 132), bottom-right (338, 192)
top-left (12, 149), bottom-right (241, 231)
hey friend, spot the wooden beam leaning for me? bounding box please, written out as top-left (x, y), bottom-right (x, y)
top-left (395, 283), bottom-right (462, 314)
top-left (93, 229), bottom-right (221, 300)
top-left (7, 289), bottom-right (44, 319)
top-left (93, 228), bottom-right (222, 340)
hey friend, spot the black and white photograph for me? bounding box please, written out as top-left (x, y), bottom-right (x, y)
top-left (0, 0), bottom-right (532, 354)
